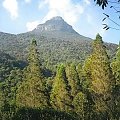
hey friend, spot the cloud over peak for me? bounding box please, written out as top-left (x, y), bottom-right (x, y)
top-left (39, 0), bottom-right (87, 25)
top-left (26, 0), bottom-right (91, 32)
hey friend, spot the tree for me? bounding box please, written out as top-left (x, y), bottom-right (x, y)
top-left (94, 0), bottom-right (120, 9)
top-left (0, 68), bottom-right (23, 120)
top-left (83, 34), bottom-right (115, 119)
top-left (94, 0), bottom-right (108, 9)
top-left (73, 92), bottom-right (88, 120)
top-left (5, 69), bottom-right (23, 106)
top-left (50, 64), bottom-right (73, 113)
top-left (16, 39), bottom-right (49, 108)
top-left (76, 63), bottom-right (91, 93)
top-left (65, 63), bottom-right (80, 97)
top-left (94, 0), bottom-right (120, 30)
top-left (111, 43), bottom-right (120, 85)
top-left (111, 43), bottom-right (120, 119)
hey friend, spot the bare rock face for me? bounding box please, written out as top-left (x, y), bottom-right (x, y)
top-left (33, 16), bottom-right (78, 34)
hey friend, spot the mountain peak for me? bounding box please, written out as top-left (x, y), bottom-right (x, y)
top-left (50, 16), bottom-right (63, 21)
top-left (33, 16), bottom-right (78, 34)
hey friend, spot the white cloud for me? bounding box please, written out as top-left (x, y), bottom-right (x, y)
top-left (26, 21), bottom-right (40, 31)
top-left (3, 0), bottom-right (18, 19)
top-left (84, 0), bottom-right (90, 5)
top-left (39, 0), bottom-right (48, 9)
top-left (39, 0), bottom-right (87, 26)
top-left (25, 0), bottom-right (31, 3)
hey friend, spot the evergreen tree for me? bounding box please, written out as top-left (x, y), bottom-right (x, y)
top-left (76, 63), bottom-right (83, 82)
top-left (0, 68), bottom-right (23, 120)
top-left (111, 43), bottom-right (120, 119)
top-left (66, 63), bottom-right (80, 97)
top-left (83, 34), bottom-right (115, 119)
top-left (76, 63), bottom-right (90, 93)
top-left (111, 43), bottom-right (120, 85)
top-left (73, 92), bottom-right (88, 120)
top-left (16, 39), bottom-right (49, 108)
top-left (5, 69), bottom-right (23, 106)
top-left (50, 64), bottom-right (73, 113)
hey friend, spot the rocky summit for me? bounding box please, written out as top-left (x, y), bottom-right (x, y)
top-left (33, 16), bottom-right (78, 34)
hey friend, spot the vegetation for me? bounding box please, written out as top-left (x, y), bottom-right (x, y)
top-left (94, 0), bottom-right (120, 31)
top-left (16, 39), bottom-right (49, 108)
top-left (0, 34), bottom-right (119, 120)
top-left (83, 34), bottom-right (115, 119)
top-left (111, 43), bottom-right (120, 119)
top-left (0, 19), bottom-right (117, 70)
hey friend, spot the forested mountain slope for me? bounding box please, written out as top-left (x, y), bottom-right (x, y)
top-left (0, 16), bottom-right (118, 67)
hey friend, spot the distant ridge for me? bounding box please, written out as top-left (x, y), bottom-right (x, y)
top-left (0, 16), bottom-right (118, 67)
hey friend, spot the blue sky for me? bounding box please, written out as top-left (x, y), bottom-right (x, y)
top-left (0, 0), bottom-right (120, 44)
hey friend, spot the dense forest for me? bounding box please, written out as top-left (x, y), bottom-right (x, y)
top-left (0, 34), bottom-right (119, 120)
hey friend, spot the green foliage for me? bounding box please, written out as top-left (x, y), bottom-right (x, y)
top-left (111, 44), bottom-right (120, 85)
top-left (66, 63), bottom-right (80, 97)
top-left (0, 34), bottom-right (119, 120)
top-left (0, 68), bottom-right (23, 120)
top-left (111, 43), bottom-right (120, 119)
top-left (84, 34), bottom-right (115, 94)
top-left (4, 69), bottom-right (23, 105)
top-left (0, 30), bottom-right (117, 71)
top-left (50, 64), bottom-right (73, 113)
top-left (83, 34), bottom-right (115, 119)
top-left (73, 92), bottom-right (88, 119)
top-left (16, 39), bottom-right (49, 108)
top-left (12, 107), bottom-right (77, 120)
top-left (76, 63), bottom-right (91, 93)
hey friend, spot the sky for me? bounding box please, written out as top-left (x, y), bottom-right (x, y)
top-left (0, 0), bottom-right (120, 44)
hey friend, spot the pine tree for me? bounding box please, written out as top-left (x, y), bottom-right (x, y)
top-left (111, 43), bottom-right (120, 85)
top-left (50, 64), bottom-right (73, 113)
top-left (111, 43), bottom-right (120, 119)
top-left (83, 34), bottom-right (115, 119)
top-left (6, 69), bottom-right (23, 106)
top-left (77, 64), bottom-right (94, 120)
top-left (0, 68), bottom-right (23, 120)
top-left (66, 63), bottom-right (80, 97)
top-left (76, 63), bottom-right (83, 81)
top-left (73, 92), bottom-right (88, 120)
top-left (76, 63), bottom-right (90, 93)
top-left (16, 39), bottom-right (49, 108)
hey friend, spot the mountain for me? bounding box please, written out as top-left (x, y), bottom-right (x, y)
top-left (0, 16), bottom-right (118, 69)
top-left (33, 16), bottom-right (77, 33)
top-left (30, 16), bottom-right (91, 42)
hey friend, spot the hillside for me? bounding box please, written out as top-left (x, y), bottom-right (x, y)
top-left (0, 16), bottom-right (119, 120)
top-left (0, 16), bottom-right (118, 68)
